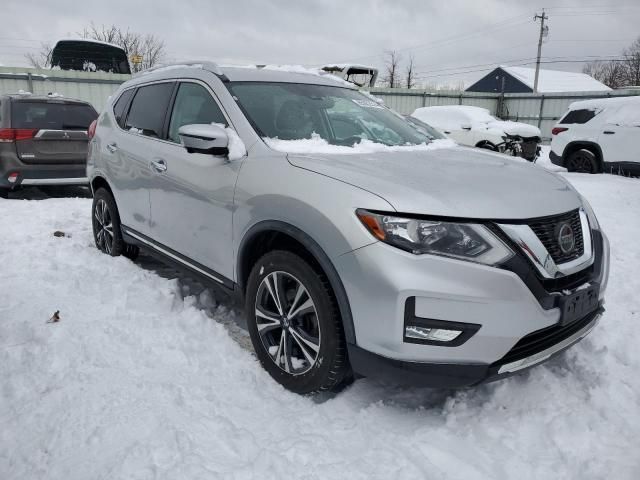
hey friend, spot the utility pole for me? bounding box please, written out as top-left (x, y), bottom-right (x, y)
top-left (533, 9), bottom-right (549, 93)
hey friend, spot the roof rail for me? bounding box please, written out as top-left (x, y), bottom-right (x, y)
top-left (137, 61), bottom-right (224, 77)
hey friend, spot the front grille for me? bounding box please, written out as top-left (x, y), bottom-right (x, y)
top-left (498, 308), bottom-right (600, 365)
top-left (528, 209), bottom-right (584, 264)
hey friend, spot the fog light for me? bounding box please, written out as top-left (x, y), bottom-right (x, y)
top-left (405, 326), bottom-right (462, 342)
top-left (7, 172), bottom-right (18, 183)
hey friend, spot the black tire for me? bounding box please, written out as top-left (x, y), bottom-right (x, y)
top-left (566, 149), bottom-right (598, 174)
top-left (245, 250), bottom-right (349, 394)
top-left (91, 188), bottom-right (139, 259)
top-left (0, 188), bottom-right (9, 199)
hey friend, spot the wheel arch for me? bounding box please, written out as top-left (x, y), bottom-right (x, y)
top-left (475, 140), bottom-right (498, 150)
top-left (237, 220), bottom-right (356, 344)
top-left (562, 141), bottom-right (604, 172)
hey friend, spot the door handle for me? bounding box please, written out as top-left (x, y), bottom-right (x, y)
top-left (106, 143), bottom-right (118, 153)
top-left (603, 131), bottom-right (615, 135)
top-left (150, 159), bottom-right (167, 173)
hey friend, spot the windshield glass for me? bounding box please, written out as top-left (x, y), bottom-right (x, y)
top-left (228, 82), bottom-right (431, 147)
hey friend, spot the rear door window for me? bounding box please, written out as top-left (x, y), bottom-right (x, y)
top-left (559, 109), bottom-right (597, 124)
top-left (113, 89), bottom-right (135, 128)
top-left (125, 83), bottom-right (175, 139)
top-left (11, 102), bottom-right (98, 130)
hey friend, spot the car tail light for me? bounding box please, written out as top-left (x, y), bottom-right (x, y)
top-left (88, 120), bottom-right (97, 140)
top-left (551, 127), bottom-right (568, 135)
top-left (0, 128), bottom-right (38, 142)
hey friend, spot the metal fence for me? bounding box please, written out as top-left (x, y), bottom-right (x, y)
top-left (0, 66), bottom-right (130, 112)
top-left (368, 87), bottom-right (640, 140)
top-left (1, 66), bottom-right (638, 140)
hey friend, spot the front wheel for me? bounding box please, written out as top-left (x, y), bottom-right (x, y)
top-left (245, 251), bottom-right (350, 394)
top-left (91, 188), bottom-right (139, 259)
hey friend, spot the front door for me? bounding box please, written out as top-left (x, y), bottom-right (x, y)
top-left (148, 81), bottom-right (241, 282)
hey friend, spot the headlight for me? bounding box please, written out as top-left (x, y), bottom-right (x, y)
top-left (580, 196), bottom-right (600, 231)
top-left (356, 209), bottom-right (513, 266)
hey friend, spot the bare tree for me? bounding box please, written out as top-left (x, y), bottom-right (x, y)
top-left (582, 60), bottom-right (625, 89)
top-left (24, 23), bottom-right (166, 73)
top-left (383, 50), bottom-right (402, 88)
top-left (80, 23), bottom-right (166, 73)
top-left (582, 36), bottom-right (640, 88)
top-left (25, 43), bottom-right (53, 69)
top-left (621, 37), bottom-right (640, 86)
top-left (405, 54), bottom-right (416, 89)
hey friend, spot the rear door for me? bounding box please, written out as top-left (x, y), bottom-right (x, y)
top-left (103, 82), bottom-right (175, 237)
top-left (598, 104), bottom-right (639, 165)
top-left (11, 100), bottom-right (97, 165)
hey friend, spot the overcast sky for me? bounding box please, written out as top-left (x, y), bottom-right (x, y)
top-left (2, 0), bottom-right (639, 87)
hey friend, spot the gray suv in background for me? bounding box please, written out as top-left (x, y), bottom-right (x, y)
top-left (87, 62), bottom-right (610, 394)
top-left (0, 93), bottom-right (97, 197)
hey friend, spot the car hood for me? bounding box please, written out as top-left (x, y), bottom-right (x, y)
top-left (287, 146), bottom-right (579, 220)
top-left (485, 120), bottom-right (541, 137)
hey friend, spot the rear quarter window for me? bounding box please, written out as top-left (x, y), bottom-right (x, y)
top-left (11, 101), bottom-right (98, 129)
top-left (125, 83), bottom-right (175, 138)
top-left (113, 89), bottom-right (135, 128)
top-left (559, 108), bottom-right (597, 124)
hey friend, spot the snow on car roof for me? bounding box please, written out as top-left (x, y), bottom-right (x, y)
top-left (500, 66), bottom-right (611, 93)
top-left (53, 38), bottom-right (126, 52)
top-left (568, 94), bottom-right (640, 111)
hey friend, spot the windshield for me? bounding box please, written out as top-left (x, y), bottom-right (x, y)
top-left (228, 82), bottom-right (432, 147)
top-left (404, 116), bottom-right (445, 140)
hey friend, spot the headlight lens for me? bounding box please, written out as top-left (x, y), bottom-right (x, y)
top-left (356, 210), bottom-right (513, 266)
top-left (580, 196), bottom-right (600, 231)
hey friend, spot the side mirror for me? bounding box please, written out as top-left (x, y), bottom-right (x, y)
top-left (178, 124), bottom-right (228, 155)
top-left (460, 123), bottom-right (472, 131)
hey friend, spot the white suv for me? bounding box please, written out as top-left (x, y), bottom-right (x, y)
top-left (411, 105), bottom-right (542, 160)
top-left (550, 96), bottom-right (640, 175)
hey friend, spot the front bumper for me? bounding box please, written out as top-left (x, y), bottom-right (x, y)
top-left (335, 227), bottom-right (609, 387)
top-left (348, 308), bottom-right (602, 388)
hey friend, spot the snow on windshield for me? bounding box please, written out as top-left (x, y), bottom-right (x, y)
top-left (264, 133), bottom-right (456, 154)
top-left (412, 105), bottom-right (496, 131)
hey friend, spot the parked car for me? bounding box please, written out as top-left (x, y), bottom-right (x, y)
top-left (411, 105), bottom-right (542, 160)
top-left (88, 62), bottom-right (609, 394)
top-left (0, 93), bottom-right (98, 197)
top-left (550, 95), bottom-right (640, 175)
top-left (403, 115), bottom-right (447, 140)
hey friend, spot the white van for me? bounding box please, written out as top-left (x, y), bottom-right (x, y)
top-left (550, 96), bottom-right (640, 175)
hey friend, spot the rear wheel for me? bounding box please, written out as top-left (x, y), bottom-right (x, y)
top-left (566, 149), bottom-right (598, 173)
top-left (92, 188), bottom-right (139, 259)
top-left (245, 250), bottom-right (349, 394)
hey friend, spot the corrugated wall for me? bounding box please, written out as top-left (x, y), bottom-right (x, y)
top-left (0, 67), bottom-right (130, 112)
top-left (369, 87), bottom-right (639, 140)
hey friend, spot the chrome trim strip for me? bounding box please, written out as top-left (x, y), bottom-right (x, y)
top-left (124, 229), bottom-right (225, 285)
top-left (34, 129), bottom-right (87, 138)
top-left (21, 177), bottom-right (88, 185)
top-left (497, 208), bottom-right (594, 279)
top-left (498, 314), bottom-right (599, 374)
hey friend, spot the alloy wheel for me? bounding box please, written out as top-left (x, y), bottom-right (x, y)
top-left (254, 271), bottom-right (321, 375)
top-left (568, 153), bottom-right (594, 173)
top-left (94, 199), bottom-right (114, 254)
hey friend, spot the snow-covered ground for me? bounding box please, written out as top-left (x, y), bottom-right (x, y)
top-left (2, 168), bottom-right (639, 479)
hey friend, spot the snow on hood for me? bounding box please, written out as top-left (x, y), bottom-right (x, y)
top-left (286, 146), bottom-right (580, 219)
top-left (263, 134), bottom-right (456, 155)
top-left (485, 120), bottom-right (541, 137)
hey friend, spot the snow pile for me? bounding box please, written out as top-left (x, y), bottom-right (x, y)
top-left (1, 175), bottom-right (640, 478)
top-left (264, 133), bottom-right (456, 154)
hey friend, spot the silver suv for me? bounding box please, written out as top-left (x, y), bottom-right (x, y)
top-left (87, 62), bottom-right (610, 394)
